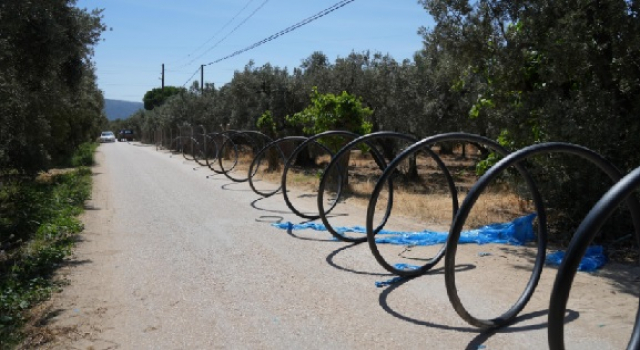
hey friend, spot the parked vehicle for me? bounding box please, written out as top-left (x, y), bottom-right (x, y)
top-left (99, 131), bottom-right (116, 143)
top-left (118, 129), bottom-right (134, 142)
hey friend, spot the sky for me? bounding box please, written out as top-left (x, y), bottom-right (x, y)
top-left (76, 0), bottom-right (435, 102)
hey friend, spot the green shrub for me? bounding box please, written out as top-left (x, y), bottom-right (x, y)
top-left (70, 142), bottom-right (98, 167)
top-left (0, 168), bottom-right (91, 347)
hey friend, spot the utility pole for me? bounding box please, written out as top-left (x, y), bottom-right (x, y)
top-left (200, 65), bottom-right (204, 94)
top-left (161, 63), bottom-right (165, 91)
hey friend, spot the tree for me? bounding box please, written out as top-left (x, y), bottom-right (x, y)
top-left (417, 0), bottom-right (640, 241)
top-left (0, 0), bottom-right (107, 173)
top-left (287, 87), bottom-right (372, 138)
top-left (287, 87), bottom-right (373, 186)
top-left (143, 86), bottom-right (186, 110)
top-left (256, 110), bottom-right (279, 171)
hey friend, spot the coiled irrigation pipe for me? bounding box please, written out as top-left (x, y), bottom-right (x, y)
top-left (204, 132), bottom-right (233, 174)
top-left (192, 125), bottom-right (209, 167)
top-left (548, 165), bottom-right (640, 350)
top-left (281, 130), bottom-right (391, 221)
top-left (247, 136), bottom-right (309, 198)
top-left (217, 130), bottom-right (272, 182)
top-left (180, 125), bottom-right (196, 161)
top-left (153, 128), bottom-right (640, 346)
top-left (444, 142), bottom-right (640, 330)
top-left (366, 132), bottom-right (530, 277)
top-left (316, 131), bottom-right (455, 245)
top-left (202, 132), bottom-right (220, 171)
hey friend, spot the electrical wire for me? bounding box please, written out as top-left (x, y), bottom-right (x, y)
top-left (182, 66), bottom-right (202, 88)
top-left (181, 0), bottom-right (358, 87)
top-left (205, 0), bottom-right (358, 66)
top-left (186, 0), bottom-right (271, 68)
top-left (167, 0), bottom-right (258, 69)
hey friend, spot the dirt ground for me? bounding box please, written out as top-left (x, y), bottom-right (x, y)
top-left (19, 142), bottom-right (640, 349)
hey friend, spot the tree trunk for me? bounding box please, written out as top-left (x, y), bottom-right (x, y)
top-left (439, 143), bottom-right (454, 155)
top-left (325, 152), bottom-right (350, 192)
top-left (266, 147), bottom-right (280, 172)
top-left (407, 153), bottom-right (419, 180)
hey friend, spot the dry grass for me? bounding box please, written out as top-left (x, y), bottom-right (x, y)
top-left (17, 301), bottom-right (76, 349)
top-left (34, 168), bottom-right (76, 184)
top-left (342, 179), bottom-right (533, 228)
top-left (225, 148), bottom-right (534, 227)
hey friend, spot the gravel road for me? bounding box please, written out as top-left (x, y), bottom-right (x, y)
top-left (40, 141), bottom-right (638, 349)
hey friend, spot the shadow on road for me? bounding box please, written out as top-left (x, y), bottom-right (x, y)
top-left (221, 182), bottom-right (254, 192)
top-left (251, 197), bottom-right (293, 215)
top-left (325, 242), bottom-right (393, 277)
top-left (377, 273), bottom-right (479, 333)
top-left (284, 223), bottom-right (336, 243)
top-left (464, 309), bottom-right (579, 350)
top-left (377, 267), bottom-right (581, 348)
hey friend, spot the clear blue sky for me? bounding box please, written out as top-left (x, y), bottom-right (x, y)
top-left (76, 0), bottom-right (434, 102)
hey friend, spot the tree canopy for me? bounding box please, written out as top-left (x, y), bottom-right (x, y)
top-left (286, 87), bottom-right (372, 136)
top-left (0, 0), bottom-right (107, 173)
top-left (143, 86), bottom-right (187, 110)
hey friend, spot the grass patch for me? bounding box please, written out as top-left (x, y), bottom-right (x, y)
top-left (71, 142), bottom-right (98, 167)
top-left (0, 167), bottom-right (92, 348)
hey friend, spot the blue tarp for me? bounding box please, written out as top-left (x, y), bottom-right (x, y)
top-left (272, 213), bottom-right (538, 246)
top-left (546, 245), bottom-right (607, 272)
top-left (375, 276), bottom-right (405, 288)
top-left (272, 214), bottom-right (609, 273)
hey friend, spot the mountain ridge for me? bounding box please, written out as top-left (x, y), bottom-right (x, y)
top-left (104, 99), bottom-right (143, 120)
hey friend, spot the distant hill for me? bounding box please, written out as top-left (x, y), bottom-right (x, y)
top-left (104, 99), bottom-right (144, 120)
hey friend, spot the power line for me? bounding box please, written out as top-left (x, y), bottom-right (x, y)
top-left (181, 0), bottom-right (358, 88)
top-left (182, 66), bottom-right (202, 88)
top-left (185, 0), bottom-right (271, 68)
top-left (167, 0), bottom-right (258, 69)
top-left (205, 0), bottom-right (358, 66)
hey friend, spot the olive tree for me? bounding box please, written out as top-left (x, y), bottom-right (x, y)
top-left (286, 87), bottom-right (372, 186)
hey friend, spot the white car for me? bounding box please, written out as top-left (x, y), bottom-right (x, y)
top-left (99, 131), bottom-right (116, 143)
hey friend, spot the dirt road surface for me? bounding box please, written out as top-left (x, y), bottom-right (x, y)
top-left (35, 142), bottom-right (639, 349)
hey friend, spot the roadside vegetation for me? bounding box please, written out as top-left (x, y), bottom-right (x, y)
top-left (1, 0), bottom-right (106, 347)
top-left (0, 144), bottom-right (96, 348)
top-left (0, 0), bottom-right (108, 174)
